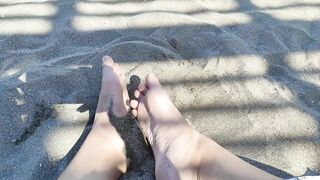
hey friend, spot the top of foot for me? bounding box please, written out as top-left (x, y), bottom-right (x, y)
top-left (99, 56), bottom-right (130, 117)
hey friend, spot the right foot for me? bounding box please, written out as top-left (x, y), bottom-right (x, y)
top-left (130, 74), bottom-right (202, 179)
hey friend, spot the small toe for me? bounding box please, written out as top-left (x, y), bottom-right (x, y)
top-left (130, 100), bottom-right (139, 109)
top-left (132, 109), bottom-right (138, 117)
top-left (146, 73), bottom-right (161, 88)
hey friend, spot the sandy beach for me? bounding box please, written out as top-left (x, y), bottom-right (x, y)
top-left (0, 0), bottom-right (319, 179)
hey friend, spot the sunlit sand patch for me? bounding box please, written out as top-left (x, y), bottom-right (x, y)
top-left (226, 139), bottom-right (319, 176)
top-left (210, 55), bottom-right (268, 76)
top-left (262, 6), bottom-right (320, 21)
top-left (280, 142), bottom-right (319, 175)
top-left (82, 0), bottom-right (239, 12)
top-left (18, 72), bottom-right (26, 83)
top-left (119, 55), bottom-right (267, 82)
top-left (16, 87), bottom-right (25, 96)
top-left (51, 104), bottom-right (89, 123)
top-left (0, 68), bottom-right (20, 78)
top-left (71, 13), bottom-right (252, 32)
top-left (76, 1), bottom-right (199, 15)
top-left (73, 0), bottom-right (250, 32)
top-left (193, 12), bottom-right (253, 26)
top-left (76, 0), bottom-right (238, 15)
top-left (285, 52), bottom-right (320, 85)
top-left (0, 0), bottom-right (56, 4)
top-left (66, 64), bottom-right (93, 69)
top-left (0, 19), bottom-right (52, 35)
top-left (15, 96), bottom-right (25, 105)
top-left (0, 3), bottom-right (57, 17)
top-left (45, 104), bottom-right (89, 160)
top-left (220, 132), bottom-right (320, 148)
top-left (285, 52), bottom-right (320, 72)
top-left (45, 126), bottom-right (86, 160)
top-left (192, 104), bottom-right (319, 146)
top-left (251, 0), bottom-right (320, 9)
top-left (195, 0), bottom-right (239, 12)
top-left (0, 1), bottom-right (56, 35)
top-left (72, 12), bottom-right (203, 32)
top-left (15, 87), bottom-right (26, 106)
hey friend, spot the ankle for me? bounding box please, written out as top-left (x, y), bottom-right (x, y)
top-left (152, 122), bottom-right (195, 152)
top-left (157, 129), bottom-right (201, 163)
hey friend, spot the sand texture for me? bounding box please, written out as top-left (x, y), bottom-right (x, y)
top-left (0, 0), bottom-right (320, 179)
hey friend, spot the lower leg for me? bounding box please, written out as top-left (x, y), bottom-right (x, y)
top-left (59, 116), bottom-right (127, 180)
top-left (197, 134), bottom-right (279, 180)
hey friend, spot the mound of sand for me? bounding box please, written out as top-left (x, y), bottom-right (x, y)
top-left (0, 0), bottom-right (319, 179)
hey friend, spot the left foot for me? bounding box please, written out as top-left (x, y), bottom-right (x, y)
top-left (59, 56), bottom-right (130, 180)
top-left (96, 55), bottom-right (130, 117)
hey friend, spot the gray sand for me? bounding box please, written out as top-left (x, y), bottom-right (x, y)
top-left (0, 0), bottom-right (319, 179)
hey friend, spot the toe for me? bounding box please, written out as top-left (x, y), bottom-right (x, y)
top-left (130, 100), bottom-right (139, 109)
top-left (132, 109), bottom-right (138, 117)
top-left (134, 90), bottom-right (141, 99)
top-left (146, 73), bottom-right (161, 88)
top-left (138, 84), bottom-right (148, 95)
top-left (102, 55), bottom-right (114, 67)
top-left (134, 89), bottom-right (147, 101)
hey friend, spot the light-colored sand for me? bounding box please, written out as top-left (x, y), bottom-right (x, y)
top-left (0, 0), bottom-right (320, 179)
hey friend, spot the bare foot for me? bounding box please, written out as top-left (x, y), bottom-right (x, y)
top-left (130, 73), bottom-right (202, 179)
top-left (96, 55), bottom-right (130, 117)
top-left (60, 56), bottom-right (129, 180)
top-left (131, 74), bottom-right (280, 180)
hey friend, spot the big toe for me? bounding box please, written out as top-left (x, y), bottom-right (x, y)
top-left (102, 55), bottom-right (114, 67)
top-left (146, 73), bottom-right (161, 88)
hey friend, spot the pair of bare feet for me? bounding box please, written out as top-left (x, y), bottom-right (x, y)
top-left (60, 56), bottom-right (279, 180)
top-left (102, 56), bottom-right (201, 179)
